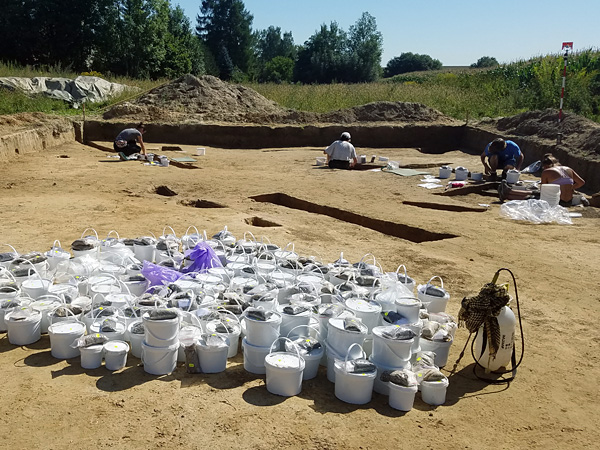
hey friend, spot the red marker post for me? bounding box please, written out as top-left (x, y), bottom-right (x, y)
top-left (557, 42), bottom-right (573, 144)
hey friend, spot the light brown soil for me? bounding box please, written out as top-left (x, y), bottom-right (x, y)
top-left (0, 133), bottom-right (599, 449)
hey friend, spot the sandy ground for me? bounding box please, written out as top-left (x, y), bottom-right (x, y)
top-left (0, 140), bottom-right (599, 449)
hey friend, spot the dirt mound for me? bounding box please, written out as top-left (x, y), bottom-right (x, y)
top-left (476, 108), bottom-right (600, 160)
top-left (103, 74), bottom-right (456, 125)
top-left (0, 112), bottom-right (61, 136)
top-left (322, 101), bottom-right (450, 123)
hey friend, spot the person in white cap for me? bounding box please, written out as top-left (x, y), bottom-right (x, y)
top-left (324, 132), bottom-right (358, 169)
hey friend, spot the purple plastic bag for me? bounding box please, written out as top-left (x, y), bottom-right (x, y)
top-left (141, 261), bottom-right (183, 287)
top-left (181, 242), bottom-right (223, 274)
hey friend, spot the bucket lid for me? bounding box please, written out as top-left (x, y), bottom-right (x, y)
top-left (265, 352), bottom-right (305, 370)
top-left (345, 298), bottom-right (382, 313)
top-left (396, 297), bottom-right (420, 307)
top-left (103, 340), bottom-right (130, 353)
top-left (49, 320), bottom-right (85, 334)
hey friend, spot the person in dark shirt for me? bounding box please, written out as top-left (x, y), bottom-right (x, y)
top-left (114, 123), bottom-right (147, 159)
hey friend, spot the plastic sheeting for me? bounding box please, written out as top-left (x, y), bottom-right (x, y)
top-left (499, 199), bottom-right (572, 225)
top-left (0, 75), bottom-right (135, 106)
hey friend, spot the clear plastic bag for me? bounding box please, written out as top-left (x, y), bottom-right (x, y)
top-left (499, 199), bottom-right (572, 225)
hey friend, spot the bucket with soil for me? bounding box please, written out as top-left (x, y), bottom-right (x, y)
top-left (417, 276), bottom-right (450, 314)
top-left (286, 325), bottom-right (323, 380)
top-left (5, 306), bottom-right (42, 346)
top-left (334, 343), bottom-right (376, 405)
top-left (142, 309), bottom-right (181, 347)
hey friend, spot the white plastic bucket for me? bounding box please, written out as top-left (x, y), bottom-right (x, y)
top-left (265, 338), bottom-right (305, 397)
top-left (406, 320), bottom-right (423, 353)
top-left (142, 311), bottom-right (180, 347)
top-left (470, 172), bottom-right (484, 181)
top-left (395, 297), bottom-right (421, 323)
top-left (369, 354), bottom-right (412, 396)
top-left (334, 344), bottom-right (376, 405)
top-left (197, 335), bottom-right (230, 373)
top-left (127, 320), bottom-right (145, 359)
top-left (205, 317), bottom-right (241, 358)
top-left (21, 278), bottom-right (52, 300)
top-left (344, 298), bottom-right (381, 333)
top-left (540, 184), bottom-right (561, 207)
top-left (417, 276), bottom-right (450, 314)
top-left (371, 326), bottom-right (414, 367)
top-left (243, 311), bottom-right (282, 347)
top-left (327, 317), bottom-right (367, 356)
top-left (6, 309), bottom-right (42, 345)
top-left (90, 319), bottom-right (126, 342)
top-left (506, 169), bottom-right (520, 184)
top-left (316, 157), bottom-right (326, 166)
top-left (277, 305), bottom-right (311, 338)
top-left (103, 340), bottom-right (130, 371)
top-left (325, 342), bottom-right (345, 383)
top-left (454, 167), bottom-right (468, 181)
top-left (48, 319), bottom-right (86, 359)
top-left (242, 337), bottom-right (271, 374)
top-left (80, 344), bottom-right (104, 369)
top-left (420, 337), bottom-right (453, 367)
top-left (30, 298), bottom-right (62, 334)
top-left (438, 166), bottom-right (452, 179)
top-left (141, 340), bottom-right (179, 375)
top-left (389, 382), bottom-right (418, 411)
top-left (420, 378), bottom-right (449, 406)
top-left (286, 325), bottom-right (323, 380)
top-left (133, 243), bottom-right (155, 263)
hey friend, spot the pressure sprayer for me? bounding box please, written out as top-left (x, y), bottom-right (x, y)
top-left (451, 268), bottom-right (524, 383)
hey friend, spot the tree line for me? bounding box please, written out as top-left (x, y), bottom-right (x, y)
top-left (0, 0), bottom-right (467, 82)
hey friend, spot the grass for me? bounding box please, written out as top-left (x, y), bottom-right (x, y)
top-left (1, 50), bottom-right (599, 123)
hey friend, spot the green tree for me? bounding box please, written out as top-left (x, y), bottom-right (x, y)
top-left (196, 0), bottom-right (254, 79)
top-left (384, 52), bottom-right (442, 77)
top-left (471, 56), bottom-right (499, 68)
top-left (254, 26), bottom-right (297, 63)
top-left (346, 12), bottom-right (383, 82)
top-left (163, 5), bottom-right (205, 77)
top-left (262, 56), bottom-right (294, 83)
top-left (294, 22), bottom-right (348, 83)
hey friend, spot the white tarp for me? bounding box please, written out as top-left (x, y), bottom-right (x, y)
top-left (0, 76), bottom-right (135, 106)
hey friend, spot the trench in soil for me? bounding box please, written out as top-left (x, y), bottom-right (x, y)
top-left (250, 193), bottom-right (458, 243)
top-left (244, 217), bottom-right (282, 227)
top-left (179, 199), bottom-right (227, 208)
top-left (402, 201), bottom-right (487, 212)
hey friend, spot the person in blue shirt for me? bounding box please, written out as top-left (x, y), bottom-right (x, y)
top-left (481, 138), bottom-right (524, 179)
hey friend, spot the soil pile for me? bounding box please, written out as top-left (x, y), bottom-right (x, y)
top-left (103, 74), bottom-right (456, 125)
top-left (476, 108), bottom-right (600, 160)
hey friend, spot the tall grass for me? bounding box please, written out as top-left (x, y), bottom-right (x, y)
top-left (1, 50), bottom-right (599, 123)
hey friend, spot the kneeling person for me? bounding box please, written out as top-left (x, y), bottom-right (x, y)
top-left (325, 132), bottom-right (358, 169)
top-left (481, 138), bottom-right (523, 179)
top-left (114, 123), bottom-right (147, 159)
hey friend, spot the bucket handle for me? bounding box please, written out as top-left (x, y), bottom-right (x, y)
top-left (268, 337), bottom-right (302, 370)
top-left (276, 242), bottom-right (296, 258)
top-left (80, 228), bottom-right (99, 240)
top-left (162, 226), bottom-right (178, 240)
top-left (0, 243), bottom-right (19, 256)
top-left (242, 231), bottom-right (257, 244)
top-left (49, 304), bottom-right (78, 326)
top-left (286, 324), bottom-right (320, 340)
top-left (19, 259), bottom-right (44, 282)
top-left (344, 343), bottom-right (366, 369)
top-left (395, 264), bottom-right (409, 280)
top-left (50, 240), bottom-right (63, 251)
top-left (0, 266), bottom-right (17, 282)
top-left (105, 230), bottom-right (120, 242)
top-left (425, 276), bottom-right (444, 290)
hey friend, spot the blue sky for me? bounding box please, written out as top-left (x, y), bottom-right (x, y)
top-left (176, 0), bottom-right (599, 66)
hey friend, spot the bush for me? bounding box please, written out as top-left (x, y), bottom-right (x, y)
top-left (471, 56), bottom-right (499, 68)
top-left (384, 53), bottom-right (443, 77)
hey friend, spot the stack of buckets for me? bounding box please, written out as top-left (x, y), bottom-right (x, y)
top-left (242, 311), bottom-right (282, 374)
top-left (325, 316), bottom-right (368, 383)
top-left (141, 310), bottom-right (180, 375)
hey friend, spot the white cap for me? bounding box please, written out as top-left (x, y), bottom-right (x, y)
top-left (340, 132), bottom-right (351, 141)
